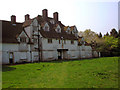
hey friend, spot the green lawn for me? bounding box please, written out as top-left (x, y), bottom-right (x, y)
top-left (2, 57), bottom-right (119, 88)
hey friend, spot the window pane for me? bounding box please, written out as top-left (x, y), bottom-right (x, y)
top-left (48, 39), bottom-right (52, 43)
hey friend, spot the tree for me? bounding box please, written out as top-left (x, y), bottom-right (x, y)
top-left (78, 29), bottom-right (99, 43)
top-left (106, 32), bottom-right (109, 36)
top-left (98, 32), bottom-right (102, 38)
top-left (78, 28), bottom-right (120, 57)
top-left (110, 28), bottom-right (118, 38)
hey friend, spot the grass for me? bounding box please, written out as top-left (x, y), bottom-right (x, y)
top-left (2, 57), bottom-right (119, 88)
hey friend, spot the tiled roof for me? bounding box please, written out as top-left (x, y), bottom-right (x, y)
top-left (2, 20), bottom-right (32, 44)
top-left (70, 26), bottom-right (75, 31)
top-left (2, 20), bottom-right (23, 43)
top-left (64, 26), bottom-right (69, 31)
top-left (22, 19), bottom-right (33, 27)
top-left (23, 15), bottom-right (78, 40)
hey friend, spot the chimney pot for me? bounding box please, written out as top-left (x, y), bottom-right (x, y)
top-left (11, 15), bottom-right (16, 24)
top-left (53, 12), bottom-right (58, 21)
top-left (25, 14), bottom-right (30, 21)
top-left (42, 9), bottom-right (48, 19)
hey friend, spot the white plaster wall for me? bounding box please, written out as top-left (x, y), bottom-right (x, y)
top-left (24, 25), bottom-right (33, 39)
top-left (32, 51), bottom-right (39, 62)
top-left (19, 43), bottom-right (28, 51)
top-left (69, 50), bottom-right (79, 59)
top-left (42, 38), bottom-right (78, 51)
top-left (14, 52), bottom-right (20, 63)
top-left (2, 43), bottom-right (19, 64)
top-left (42, 38), bottom-right (55, 50)
top-left (41, 38), bottom-right (79, 60)
top-left (79, 45), bottom-right (92, 59)
top-left (2, 43), bottom-right (32, 64)
top-left (2, 43), bottom-right (19, 51)
top-left (2, 51), bottom-right (9, 64)
top-left (26, 51), bottom-right (32, 62)
top-left (42, 51), bottom-right (57, 61)
top-left (85, 46), bottom-right (92, 58)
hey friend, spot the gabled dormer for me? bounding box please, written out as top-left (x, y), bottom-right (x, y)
top-left (70, 26), bottom-right (78, 37)
top-left (73, 26), bottom-right (78, 33)
top-left (67, 27), bottom-right (71, 34)
top-left (55, 25), bottom-right (61, 33)
top-left (17, 30), bottom-right (29, 43)
top-left (64, 26), bottom-right (71, 34)
top-left (43, 22), bottom-right (49, 31)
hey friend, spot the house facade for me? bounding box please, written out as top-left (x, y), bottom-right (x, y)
top-left (1, 9), bottom-right (98, 64)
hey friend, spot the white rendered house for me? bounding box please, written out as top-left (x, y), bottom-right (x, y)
top-left (1, 9), bottom-right (98, 64)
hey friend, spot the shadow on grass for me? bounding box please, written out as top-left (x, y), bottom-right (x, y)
top-left (2, 65), bottom-right (16, 72)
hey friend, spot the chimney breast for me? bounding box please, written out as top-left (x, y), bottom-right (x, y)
top-left (11, 15), bottom-right (16, 24)
top-left (42, 9), bottom-right (48, 19)
top-left (53, 12), bottom-right (58, 21)
top-left (25, 14), bottom-right (30, 21)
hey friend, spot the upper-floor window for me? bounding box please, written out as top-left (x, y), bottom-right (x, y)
top-left (67, 27), bottom-right (71, 34)
top-left (57, 28), bottom-right (61, 33)
top-left (55, 25), bottom-right (61, 33)
top-left (48, 39), bottom-right (52, 43)
top-left (20, 37), bottom-right (26, 43)
top-left (43, 23), bottom-right (49, 31)
top-left (45, 26), bottom-right (49, 31)
top-left (71, 40), bottom-right (74, 44)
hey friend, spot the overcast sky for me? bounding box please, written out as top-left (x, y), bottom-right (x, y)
top-left (0, 0), bottom-right (119, 35)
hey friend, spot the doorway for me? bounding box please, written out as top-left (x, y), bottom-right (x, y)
top-left (9, 52), bottom-right (14, 64)
top-left (57, 49), bottom-right (68, 60)
top-left (58, 51), bottom-right (62, 59)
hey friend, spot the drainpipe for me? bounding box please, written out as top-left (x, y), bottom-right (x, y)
top-left (37, 27), bottom-right (40, 62)
top-left (61, 37), bottom-right (63, 59)
top-left (40, 36), bottom-right (43, 61)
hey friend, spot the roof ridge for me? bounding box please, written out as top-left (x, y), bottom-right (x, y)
top-left (1, 20), bottom-right (23, 24)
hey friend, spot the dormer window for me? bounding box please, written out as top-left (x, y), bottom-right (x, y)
top-left (72, 30), bottom-right (75, 34)
top-left (48, 39), bottom-right (52, 43)
top-left (57, 28), bottom-right (60, 33)
top-left (55, 25), bottom-right (61, 33)
top-left (45, 26), bottom-right (49, 31)
top-left (43, 23), bottom-right (49, 31)
top-left (73, 26), bottom-right (78, 33)
top-left (20, 37), bottom-right (26, 43)
top-left (67, 27), bottom-right (71, 34)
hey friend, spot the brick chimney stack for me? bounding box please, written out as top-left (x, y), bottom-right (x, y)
top-left (42, 9), bottom-right (48, 19)
top-left (11, 15), bottom-right (16, 24)
top-left (25, 14), bottom-right (30, 21)
top-left (53, 12), bottom-right (58, 21)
